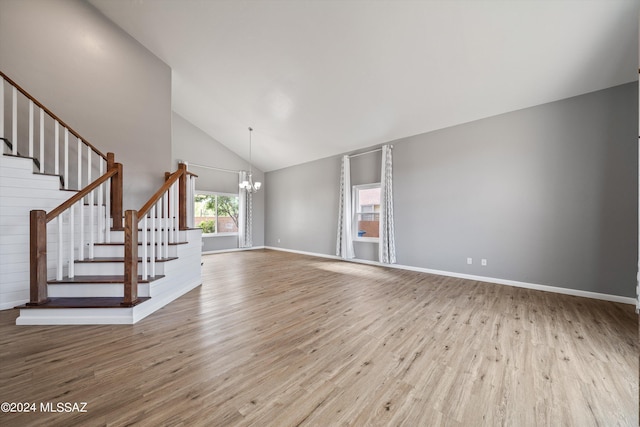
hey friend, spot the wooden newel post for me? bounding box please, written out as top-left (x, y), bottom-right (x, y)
top-left (178, 163), bottom-right (187, 230)
top-left (28, 210), bottom-right (49, 305)
top-left (108, 153), bottom-right (123, 231)
top-left (122, 210), bottom-right (138, 307)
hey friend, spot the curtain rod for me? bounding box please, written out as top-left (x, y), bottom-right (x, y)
top-left (347, 145), bottom-right (392, 159)
top-left (348, 148), bottom-right (381, 159)
top-left (186, 162), bottom-right (240, 174)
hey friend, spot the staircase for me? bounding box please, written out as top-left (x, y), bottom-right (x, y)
top-left (0, 71), bottom-right (202, 325)
top-left (15, 224), bottom-right (202, 325)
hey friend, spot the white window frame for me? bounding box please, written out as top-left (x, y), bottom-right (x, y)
top-left (194, 190), bottom-right (239, 237)
top-left (352, 183), bottom-right (381, 243)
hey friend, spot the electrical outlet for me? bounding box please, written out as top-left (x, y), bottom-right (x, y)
top-left (466, 257), bottom-right (472, 265)
top-left (481, 259), bottom-right (487, 266)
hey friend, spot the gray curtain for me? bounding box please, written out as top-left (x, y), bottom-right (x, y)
top-left (379, 144), bottom-right (396, 264)
top-left (238, 171), bottom-right (253, 248)
top-left (336, 155), bottom-right (355, 259)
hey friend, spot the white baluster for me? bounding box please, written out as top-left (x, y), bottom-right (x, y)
top-left (11, 87), bottom-right (16, 155)
top-left (150, 204), bottom-right (156, 277)
top-left (186, 176), bottom-right (190, 228)
top-left (98, 157), bottom-right (104, 243)
top-left (28, 100), bottom-right (33, 157)
top-left (190, 176), bottom-right (196, 228)
top-left (39, 109), bottom-right (44, 172)
top-left (77, 139), bottom-right (84, 260)
top-left (87, 145), bottom-right (91, 186)
top-left (157, 200), bottom-right (162, 262)
top-left (173, 182), bottom-right (179, 243)
top-left (64, 129), bottom-right (69, 189)
top-left (77, 138), bottom-right (82, 191)
top-left (156, 196), bottom-right (162, 261)
top-left (186, 176), bottom-right (191, 228)
top-left (88, 194), bottom-right (94, 260)
top-left (79, 196), bottom-right (84, 261)
top-left (88, 146), bottom-right (94, 259)
top-left (105, 177), bottom-right (111, 243)
top-left (54, 121), bottom-right (59, 175)
top-left (0, 78), bottom-right (4, 139)
top-left (69, 204), bottom-right (75, 279)
top-left (142, 214), bottom-right (148, 280)
top-left (163, 193), bottom-right (169, 259)
top-left (157, 199), bottom-right (163, 261)
top-left (169, 183), bottom-right (175, 244)
top-left (57, 216), bottom-right (63, 280)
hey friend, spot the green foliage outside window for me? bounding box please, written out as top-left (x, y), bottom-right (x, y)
top-left (198, 220), bottom-right (215, 234)
top-left (194, 193), bottom-right (239, 234)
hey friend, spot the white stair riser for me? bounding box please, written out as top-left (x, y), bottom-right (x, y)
top-left (92, 244), bottom-right (179, 258)
top-left (109, 229), bottom-right (188, 243)
top-left (74, 261), bottom-right (167, 276)
top-left (47, 283), bottom-right (150, 298)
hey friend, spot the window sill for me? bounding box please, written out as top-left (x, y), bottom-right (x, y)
top-left (202, 232), bottom-right (238, 238)
top-left (354, 237), bottom-right (379, 243)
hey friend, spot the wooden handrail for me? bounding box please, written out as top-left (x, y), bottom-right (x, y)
top-left (0, 70), bottom-right (106, 160)
top-left (138, 168), bottom-right (185, 219)
top-left (46, 166), bottom-right (119, 222)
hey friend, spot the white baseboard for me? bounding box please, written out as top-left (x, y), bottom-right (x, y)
top-left (264, 246), bottom-right (636, 305)
top-left (202, 246), bottom-right (266, 255)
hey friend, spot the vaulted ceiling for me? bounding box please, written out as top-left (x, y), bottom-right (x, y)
top-left (88, 0), bottom-right (638, 172)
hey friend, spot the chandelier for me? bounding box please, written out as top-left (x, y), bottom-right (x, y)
top-left (239, 127), bottom-right (262, 193)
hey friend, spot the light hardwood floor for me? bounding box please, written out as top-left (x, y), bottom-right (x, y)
top-left (0, 249), bottom-right (637, 426)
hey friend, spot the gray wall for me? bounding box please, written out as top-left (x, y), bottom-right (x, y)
top-left (266, 83), bottom-right (638, 298)
top-left (0, 0), bottom-right (172, 210)
top-left (172, 112), bottom-right (265, 251)
top-left (266, 156), bottom-right (339, 255)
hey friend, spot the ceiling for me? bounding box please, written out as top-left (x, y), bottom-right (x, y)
top-left (88, 0), bottom-right (638, 172)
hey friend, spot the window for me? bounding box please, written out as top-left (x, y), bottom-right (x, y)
top-left (194, 192), bottom-right (239, 235)
top-left (353, 183), bottom-right (380, 241)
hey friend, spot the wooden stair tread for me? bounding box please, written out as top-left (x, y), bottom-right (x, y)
top-left (2, 138), bottom-right (41, 169)
top-left (16, 297), bottom-right (150, 309)
top-left (48, 275), bottom-right (165, 284)
top-left (94, 241), bottom-right (188, 246)
top-left (75, 257), bottom-right (178, 263)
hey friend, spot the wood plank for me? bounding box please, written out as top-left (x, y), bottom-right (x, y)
top-left (15, 297), bottom-right (150, 309)
top-left (0, 249), bottom-right (637, 426)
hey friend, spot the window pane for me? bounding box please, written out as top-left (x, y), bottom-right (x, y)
top-left (216, 195), bottom-right (239, 233)
top-left (194, 194), bottom-right (216, 233)
top-left (355, 187), bottom-right (380, 238)
top-left (357, 188), bottom-right (380, 212)
top-left (356, 213), bottom-right (379, 238)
